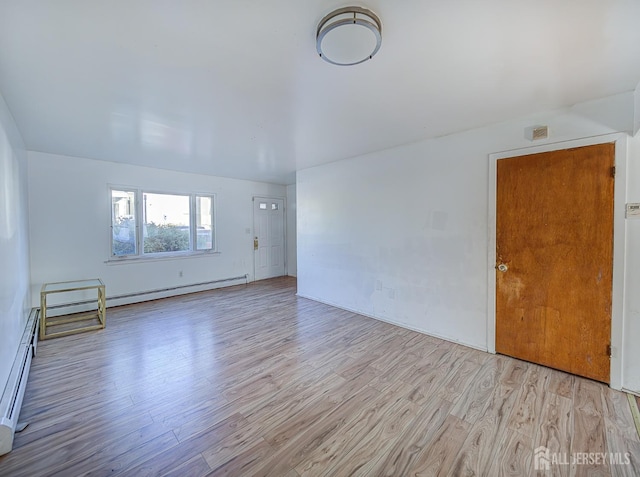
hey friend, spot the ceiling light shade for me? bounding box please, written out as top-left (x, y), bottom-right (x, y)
top-left (316, 6), bottom-right (382, 66)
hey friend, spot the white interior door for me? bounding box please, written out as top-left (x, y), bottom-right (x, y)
top-left (253, 197), bottom-right (285, 280)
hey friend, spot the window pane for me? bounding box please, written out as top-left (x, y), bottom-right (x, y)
top-left (195, 195), bottom-right (214, 251)
top-left (111, 190), bottom-right (137, 256)
top-left (143, 193), bottom-right (190, 253)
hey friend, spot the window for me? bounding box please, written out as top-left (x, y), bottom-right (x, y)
top-left (143, 192), bottom-right (190, 254)
top-left (111, 189), bottom-right (137, 256)
top-left (195, 196), bottom-right (213, 251)
top-left (110, 188), bottom-right (215, 258)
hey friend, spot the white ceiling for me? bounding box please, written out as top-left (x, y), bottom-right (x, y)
top-left (1, 1), bottom-right (639, 185)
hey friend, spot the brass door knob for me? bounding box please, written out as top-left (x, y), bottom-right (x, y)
top-left (497, 263), bottom-right (508, 272)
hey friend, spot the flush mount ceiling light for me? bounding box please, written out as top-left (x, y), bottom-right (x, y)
top-left (316, 6), bottom-right (382, 66)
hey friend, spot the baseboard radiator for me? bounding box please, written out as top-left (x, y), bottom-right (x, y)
top-left (0, 308), bottom-right (38, 456)
top-left (45, 274), bottom-right (250, 314)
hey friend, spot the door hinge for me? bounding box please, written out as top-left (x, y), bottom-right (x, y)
top-left (606, 344), bottom-right (612, 357)
top-left (611, 166), bottom-right (616, 178)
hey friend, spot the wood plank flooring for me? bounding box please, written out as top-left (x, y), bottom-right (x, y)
top-left (1, 277), bottom-right (638, 476)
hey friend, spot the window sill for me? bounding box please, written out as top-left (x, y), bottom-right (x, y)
top-left (105, 251), bottom-right (221, 265)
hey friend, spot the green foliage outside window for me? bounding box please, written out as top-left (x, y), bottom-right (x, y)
top-left (112, 217), bottom-right (136, 256)
top-left (143, 222), bottom-right (190, 253)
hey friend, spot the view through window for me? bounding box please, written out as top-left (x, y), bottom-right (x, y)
top-left (110, 188), bottom-right (215, 258)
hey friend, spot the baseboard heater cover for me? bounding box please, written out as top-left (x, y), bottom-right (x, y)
top-left (0, 308), bottom-right (38, 456)
top-left (45, 274), bottom-right (249, 312)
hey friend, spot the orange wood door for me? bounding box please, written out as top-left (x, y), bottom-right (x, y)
top-left (495, 143), bottom-right (614, 383)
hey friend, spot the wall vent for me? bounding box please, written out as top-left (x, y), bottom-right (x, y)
top-left (525, 125), bottom-right (549, 141)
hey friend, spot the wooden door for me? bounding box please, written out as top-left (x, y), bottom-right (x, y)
top-left (495, 143), bottom-right (614, 383)
top-left (253, 197), bottom-right (285, 280)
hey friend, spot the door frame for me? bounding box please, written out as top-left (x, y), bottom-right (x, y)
top-left (252, 195), bottom-right (287, 281)
top-left (487, 133), bottom-right (628, 390)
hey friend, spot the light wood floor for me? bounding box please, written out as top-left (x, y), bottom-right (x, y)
top-left (1, 277), bottom-right (638, 476)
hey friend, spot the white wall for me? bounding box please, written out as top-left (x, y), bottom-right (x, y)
top-left (286, 184), bottom-right (297, 277)
top-left (297, 95), bottom-right (640, 392)
top-left (624, 132), bottom-right (640, 392)
top-left (0, 92), bottom-right (30, 390)
top-left (28, 152), bottom-right (286, 307)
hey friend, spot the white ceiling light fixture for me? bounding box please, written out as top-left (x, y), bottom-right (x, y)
top-left (316, 6), bottom-right (382, 66)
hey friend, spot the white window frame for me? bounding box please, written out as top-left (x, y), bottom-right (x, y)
top-left (109, 186), bottom-right (217, 261)
top-left (110, 187), bottom-right (139, 257)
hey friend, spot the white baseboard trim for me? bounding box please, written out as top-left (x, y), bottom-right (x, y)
top-left (295, 292), bottom-right (488, 353)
